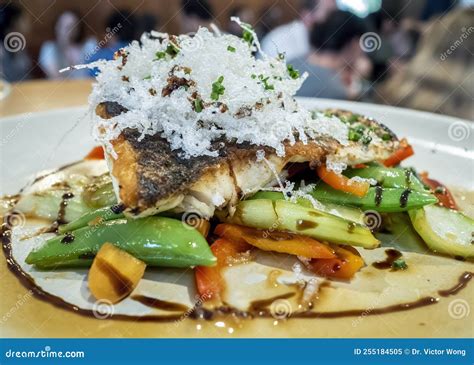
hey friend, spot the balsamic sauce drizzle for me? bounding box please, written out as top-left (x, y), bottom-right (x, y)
top-left (2, 216), bottom-right (473, 322)
top-left (399, 189), bottom-right (411, 209)
top-left (372, 249), bottom-right (402, 270)
top-left (374, 186), bottom-right (383, 207)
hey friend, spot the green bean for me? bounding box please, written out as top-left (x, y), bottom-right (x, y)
top-left (58, 206), bottom-right (125, 234)
top-left (344, 166), bottom-right (426, 191)
top-left (309, 185), bottom-right (437, 212)
top-left (26, 217), bottom-right (216, 269)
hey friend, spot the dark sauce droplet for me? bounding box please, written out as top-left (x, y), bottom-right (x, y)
top-left (400, 189), bottom-right (411, 208)
top-left (110, 203), bottom-right (126, 214)
top-left (374, 186), bottom-right (383, 207)
top-left (78, 252), bottom-right (96, 260)
top-left (296, 219), bottom-right (318, 231)
top-left (57, 192), bottom-right (74, 225)
top-left (372, 249), bottom-right (402, 270)
top-left (347, 222), bottom-right (356, 234)
top-left (60, 232), bottom-right (75, 244)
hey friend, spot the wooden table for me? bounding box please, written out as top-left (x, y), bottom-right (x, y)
top-left (0, 79), bottom-right (92, 117)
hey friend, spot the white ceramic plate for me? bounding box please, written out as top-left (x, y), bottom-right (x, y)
top-left (1, 100), bottom-right (473, 338)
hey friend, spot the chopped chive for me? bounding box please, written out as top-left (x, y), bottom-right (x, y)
top-left (258, 74), bottom-right (274, 91)
top-left (194, 98), bottom-right (203, 112)
top-left (241, 23), bottom-right (254, 46)
top-left (348, 129), bottom-right (362, 142)
top-left (211, 76), bottom-right (225, 101)
top-left (287, 64), bottom-right (300, 79)
top-left (392, 259), bottom-right (408, 270)
top-left (361, 135), bottom-right (372, 145)
top-left (382, 133), bottom-right (392, 141)
top-left (227, 45), bottom-right (236, 52)
top-left (155, 51), bottom-right (166, 60)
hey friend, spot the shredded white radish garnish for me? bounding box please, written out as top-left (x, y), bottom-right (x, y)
top-left (78, 19), bottom-right (348, 158)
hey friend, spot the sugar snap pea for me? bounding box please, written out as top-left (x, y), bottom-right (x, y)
top-left (27, 217), bottom-right (216, 269)
top-left (309, 185), bottom-right (437, 212)
top-left (344, 166), bottom-right (426, 191)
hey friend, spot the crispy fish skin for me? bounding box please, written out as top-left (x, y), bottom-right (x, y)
top-left (96, 102), bottom-right (398, 218)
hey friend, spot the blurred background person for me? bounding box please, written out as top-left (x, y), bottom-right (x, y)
top-left (136, 14), bottom-right (159, 36)
top-left (0, 3), bottom-right (32, 82)
top-left (293, 10), bottom-right (368, 100)
top-left (88, 9), bottom-right (137, 63)
top-left (39, 10), bottom-right (95, 79)
top-left (257, 5), bottom-right (284, 39)
top-left (261, 0), bottom-right (336, 60)
top-left (180, 0), bottom-right (214, 34)
top-left (375, 7), bottom-right (474, 120)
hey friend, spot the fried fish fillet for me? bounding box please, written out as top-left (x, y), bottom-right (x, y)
top-left (96, 102), bottom-right (398, 218)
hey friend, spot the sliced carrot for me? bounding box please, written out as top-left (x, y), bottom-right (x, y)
top-left (419, 172), bottom-right (458, 210)
top-left (308, 245), bottom-right (364, 280)
top-left (215, 223), bottom-right (335, 259)
top-left (195, 238), bottom-right (251, 301)
top-left (85, 146), bottom-right (105, 160)
top-left (383, 138), bottom-right (414, 167)
top-left (317, 164), bottom-right (370, 197)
